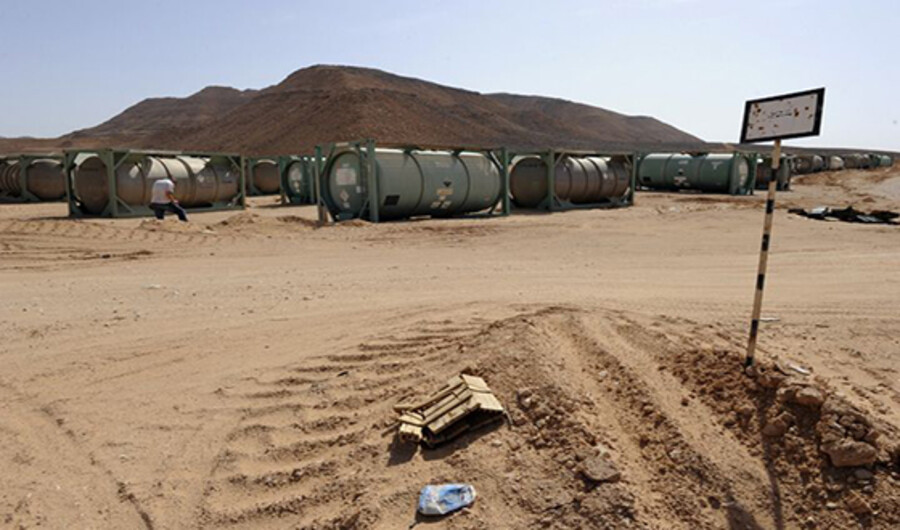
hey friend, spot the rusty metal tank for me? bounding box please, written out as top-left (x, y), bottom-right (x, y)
top-left (73, 154), bottom-right (240, 214)
top-left (509, 155), bottom-right (630, 208)
top-left (755, 156), bottom-right (791, 191)
top-left (0, 157), bottom-right (66, 200)
top-left (856, 154), bottom-right (874, 169)
top-left (249, 159), bottom-right (280, 194)
top-left (793, 155), bottom-right (826, 174)
top-left (793, 157), bottom-right (811, 174)
top-left (0, 159), bottom-right (16, 195)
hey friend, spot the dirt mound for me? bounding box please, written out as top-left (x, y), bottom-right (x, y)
top-left (785, 168), bottom-right (900, 211)
top-left (137, 218), bottom-right (216, 233)
top-left (213, 212), bottom-right (319, 233)
top-left (201, 307), bottom-right (900, 529)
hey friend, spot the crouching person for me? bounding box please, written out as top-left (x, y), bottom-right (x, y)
top-left (149, 177), bottom-right (188, 222)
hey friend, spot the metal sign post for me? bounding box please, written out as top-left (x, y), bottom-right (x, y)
top-left (740, 88), bottom-right (825, 367)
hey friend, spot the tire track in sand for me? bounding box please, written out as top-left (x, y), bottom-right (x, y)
top-left (0, 383), bottom-right (151, 529)
top-left (198, 319), bottom-right (482, 528)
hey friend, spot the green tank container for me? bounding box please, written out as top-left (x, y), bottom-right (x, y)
top-left (322, 148), bottom-right (503, 221)
top-left (638, 153), bottom-right (754, 195)
top-left (65, 149), bottom-right (245, 218)
top-left (280, 156), bottom-right (315, 204)
top-left (878, 155), bottom-right (893, 167)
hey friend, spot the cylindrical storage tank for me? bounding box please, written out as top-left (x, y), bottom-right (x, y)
top-left (509, 155), bottom-right (630, 208)
top-left (249, 159), bottom-right (280, 194)
top-left (323, 148), bottom-right (502, 221)
top-left (0, 158), bottom-right (66, 201)
top-left (776, 162), bottom-right (792, 190)
top-left (602, 157), bottom-right (632, 198)
top-left (754, 157), bottom-right (791, 191)
top-left (828, 156), bottom-right (845, 171)
top-left (793, 156), bottom-right (814, 174)
top-left (283, 158), bottom-right (313, 204)
top-left (73, 154), bottom-right (240, 215)
top-left (638, 153), bottom-right (752, 195)
top-left (879, 155), bottom-right (893, 168)
top-left (25, 159), bottom-right (66, 200)
top-left (508, 156), bottom-right (569, 208)
top-left (0, 160), bottom-right (21, 196)
top-left (856, 154), bottom-right (872, 169)
top-left (843, 155), bottom-right (860, 169)
top-left (811, 155), bottom-right (825, 172)
top-left (565, 158), bottom-right (590, 203)
top-left (754, 157), bottom-right (770, 189)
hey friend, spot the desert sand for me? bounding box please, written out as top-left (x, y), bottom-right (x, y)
top-left (1, 166), bottom-right (899, 529)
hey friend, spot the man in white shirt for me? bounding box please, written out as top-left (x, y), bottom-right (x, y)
top-left (149, 178), bottom-right (188, 222)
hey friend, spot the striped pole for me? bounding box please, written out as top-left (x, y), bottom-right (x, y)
top-left (314, 145), bottom-right (327, 226)
top-left (745, 139), bottom-right (782, 367)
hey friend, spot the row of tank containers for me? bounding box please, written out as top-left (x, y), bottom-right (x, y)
top-left (0, 146), bottom-right (894, 222)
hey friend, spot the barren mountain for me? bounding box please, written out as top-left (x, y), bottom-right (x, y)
top-left (2, 65), bottom-right (703, 155)
top-left (155, 65), bottom-right (703, 154)
top-left (67, 86), bottom-right (258, 140)
top-left (487, 93), bottom-right (700, 145)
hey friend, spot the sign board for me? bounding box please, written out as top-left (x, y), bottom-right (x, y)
top-left (740, 88), bottom-right (825, 143)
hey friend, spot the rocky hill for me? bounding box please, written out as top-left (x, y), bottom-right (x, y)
top-left (2, 65), bottom-right (704, 155)
top-left (152, 65), bottom-right (703, 154)
top-left (67, 86), bottom-right (258, 142)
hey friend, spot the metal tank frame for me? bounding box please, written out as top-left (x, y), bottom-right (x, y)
top-left (868, 153), bottom-right (894, 169)
top-left (63, 148), bottom-right (246, 218)
top-left (0, 153), bottom-right (66, 202)
top-left (245, 156), bottom-right (282, 196)
top-left (279, 155), bottom-right (316, 205)
top-left (754, 154), bottom-right (791, 192)
top-left (508, 148), bottom-right (637, 211)
top-left (635, 151), bottom-right (759, 196)
top-left (313, 139), bottom-right (511, 223)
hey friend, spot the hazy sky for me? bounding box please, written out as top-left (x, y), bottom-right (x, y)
top-left (2, 0), bottom-right (898, 150)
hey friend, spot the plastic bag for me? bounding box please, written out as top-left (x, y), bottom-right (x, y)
top-left (417, 483), bottom-right (477, 516)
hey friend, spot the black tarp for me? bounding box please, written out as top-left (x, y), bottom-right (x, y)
top-left (788, 206), bottom-right (899, 225)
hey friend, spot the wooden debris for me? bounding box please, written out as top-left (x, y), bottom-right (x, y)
top-left (396, 374), bottom-right (505, 447)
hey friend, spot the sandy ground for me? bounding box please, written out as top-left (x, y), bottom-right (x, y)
top-left (1, 167), bottom-right (899, 529)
